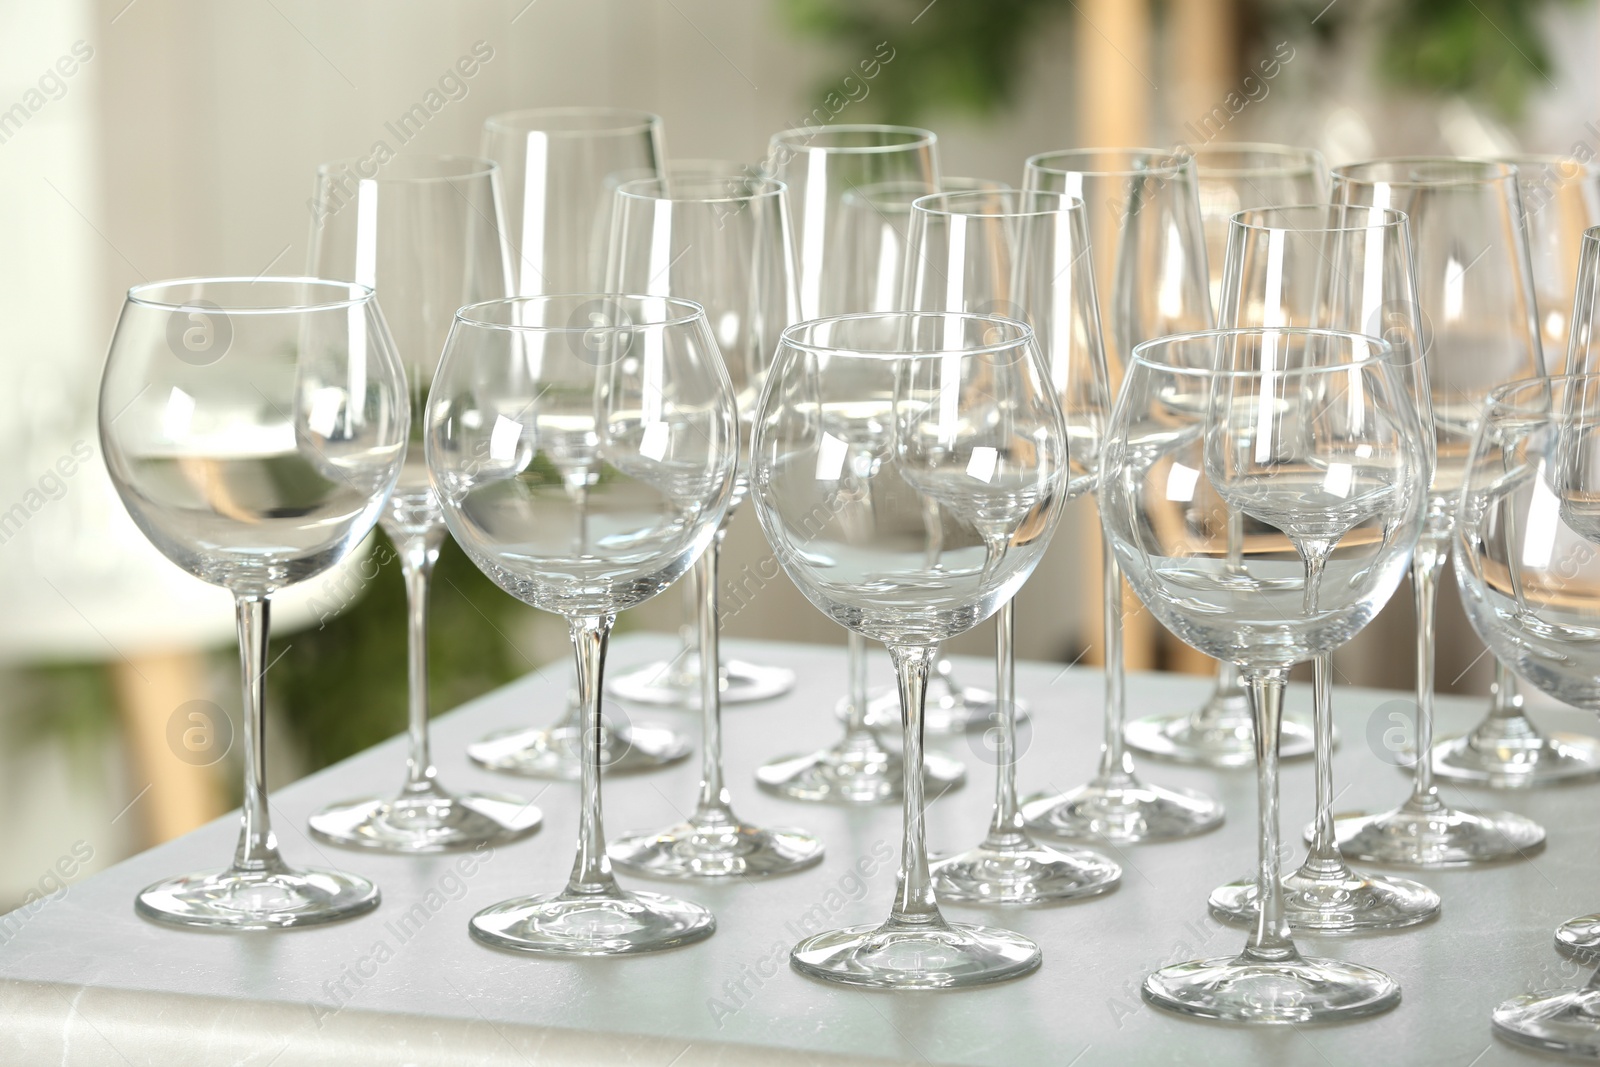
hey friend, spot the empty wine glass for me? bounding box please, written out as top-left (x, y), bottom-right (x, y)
top-left (1103, 328), bottom-right (1427, 1022)
top-left (1433, 155), bottom-right (1600, 788)
top-left (303, 154), bottom-right (543, 853)
top-left (430, 294), bottom-right (737, 955)
top-left (1330, 158), bottom-right (1547, 866)
top-left (1455, 373), bottom-right (1600, 1055)
top-left (1019, 148), bottom-right (1225, 841)
top-left (101, 278), bottom-right (408, 928)
top-left (1207, 204), bottom-right (1440, 932)
top-left (1119, 141), bottom-right (1328, 767)
top-left (756, 124), bottom-right (966, 804)
top-left (905, 188), bottom-right (1121, 905)
top-left (751, 310), bottom-right (1068, 988)
top-left (600, 165), bottom-right (823, 879)
top-left (472, 106), bottom-right (690, 777)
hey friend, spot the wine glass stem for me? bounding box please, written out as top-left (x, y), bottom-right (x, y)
top-left (393, 525), bottom-right (445, 794)
top-left (231, 594), bottom-right (284, 874)
top-left (1303, 652), bottom-right (1345, 869)
top-left (1244, 668), bottom-right (1296, 961)
top-left (564, 613), bottom-right (621, 897)
top-left (984, 598), bottom-right (1025, 847)
top-left (693, 540), bottom-right (734, 824)
top-left (1488, 660), bottom-right (1524, 722)
top-left (1096, 539), bottom-right (1135, 784)
top-left (885, 642), bottom-right (944, 929)
top-left (845, 630), bottom-right (871, 733)
top-left (1408, 539), bottom-right (1448, 811)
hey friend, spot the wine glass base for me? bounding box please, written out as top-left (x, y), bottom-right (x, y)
top-left (930, 840), bottom-right (1121, 905)
top-left (1124, 711), bottom-right (1318, 768)
top-left (1329, 804), bottom-right (1546, 867)
top-left (308, 789), bottom-right (543, 852)
top-left (1431, 731), bottom-right (1600, 789)
top-left (791, 920), bottom-right (1040, 989)
top-left (1020, 780), bottom-right (1224, 844)
top-left (136, 866), bottom-right (380, 930)
top-left (1555, 914), bottom-right (1600, 964)
top-left (469, 889), bottom-right (715, 956)
top-left (755, 739), bottom-right (965, 805)
top-left (1207, 867), bottom-right (1440, 932)
top-left (607, 657), bottom-right (796, 706)
top-left (1493, 986), bottom-right (1600, 1058)
top-left (1143, 952), bottom-right (1400, 1023)
top-left (858, 687), bottom-right (1027, 733)
top-left (467, 721), bottom-right (690, 780)
top-left (608, 819), bottom-right (825, 879)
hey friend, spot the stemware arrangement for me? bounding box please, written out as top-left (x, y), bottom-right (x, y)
top-left (91, 105), bottom-right (1600, 1051)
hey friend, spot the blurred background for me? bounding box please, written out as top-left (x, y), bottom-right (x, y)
top-left (1, 0), bottom-right (1597, 902)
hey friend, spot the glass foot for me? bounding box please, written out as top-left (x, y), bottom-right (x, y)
top-left (1556, 914), bottom-right (1600, 964)
top-left (469, 888), bottom-right (715, 956)
top-left (930, 839), bottom-right (1120, 906)
top-left (1020, 779), bottom-right (1224, 843)
top-left (1493, 985), bottom-right (1600, 1057)
top-left (791, 919), bottom-right (1040, 989)
top-left (308, 786), bottom-right (542, 852)
top-left (1432, 730), bottom-right (1600, 789)
top-left (467, 720), bottom-right (690, 780)
top-left (608, 817), bottom-right (824, 879)
top-left (1143, 951), bottom-right (1400, 1023)
top-left (1330, 803), bottom-right (1546, 867)
top-left (756, 733), bottom-right (965, 804)
top-left (859, 685), bottom-right (1025, 733)
top-left (607, 656), bottom-right (796, 706)
top-left (136, 865), bottom-right (379, 930)
top-left (1124, 709), bottom-right (1317, 768)
top-left (1208, 865), bottom-right (1440, 932)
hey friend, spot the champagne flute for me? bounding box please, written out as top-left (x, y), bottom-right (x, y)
top-left (101, 277), bottom-right (408, 928)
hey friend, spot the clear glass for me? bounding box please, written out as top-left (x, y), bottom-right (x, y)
top-left (1330, 158), bottom-right (1548, 866)
top-left (756, 125), bottom-right (966, 803)
top-left (472, 106), bottom-right (689, 777)
top-left (1103, 328), bottom-right (1427, 1022)
top-left (1018, 148), bottom-right (1224, 840)
top-left (905, 189), bottom-right (1120, 905)
top-left (599, 166), bottom-right (822, 879)
top-left (430, 294), bottom-right (736, 955)
top-left (302, 154), bottom-right (542, 853)
top-left (1121, 142), bottom-right (1328, 766)
top-left (1456, 374), bottom-right (1600, 1053)
top-left (1205, 204), bottom-right (1440, 932)
top-left (99, 277), bottom-right (408, 928)
top-left (1434, 157), bottom-right (1600, 788)
top-left (751, 311), bottom-right (1067, 988)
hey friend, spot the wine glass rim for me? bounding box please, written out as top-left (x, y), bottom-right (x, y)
top-left (314, 154), bottom-right (498, 183)
top-left (1025, 147), bottom-right (1190, 179)
top-left (779, 311), bottom-right (1032, 358)
top-left (1494, 154), bottom-right (1600, 180)
top-left (910, 188), bottom-right (1086, 219)
top-left (126, 276), bottom-right (376, 314)
top-left (1130, 327), bottom-right (1393, 377)
top-left (767, 124), bottom-right (938, 153)
top-left (614, 165), bottom-right (786, 204)
top-left (482, 106), bottom-right (662, 137)
top-left (1485, 373), bottom-right (1596, 408)
top-left (454, 293), bottom-right (706, 332)
top-left (1181, 141), bottom-right (1326, 178)
top-left (1228, 202), bottom-right (1408, 233)
top-left (1331, 157), bottom-right (1516, 187)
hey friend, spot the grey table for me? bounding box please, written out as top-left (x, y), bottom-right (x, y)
top-left (0, 634), bottom-right (1593, 1066)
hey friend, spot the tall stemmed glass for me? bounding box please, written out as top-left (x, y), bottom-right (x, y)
top-left (756, 125), bottom-right (965, 805)
top-left (303, 155), bottom-right (542, 852)
top-left (1433, 156), bottom-right (1600, 788)
top-left (472, 106), bottom-right (691, 777)
top-left (1119, 142), bottom-right (1328, 767)
top-left (751, 311), bottom-right (1068, 988)
top-left (430, 295), bottom-right (737, 955)
top-left (1206, 204), bottom-right (1440, 932)
top-left (1455, 374), bottom-right (1600, 1056)
top-left (1019, 149), bottom-right (1224, 842)
top-left (905, 189), bottom-right (1121, 904)
top-left (1331, 158), bottom-right (1547, 866)
top-left (101, 278), bottom-right (408, 928)
top-left (601, 166), bottom-right (823, 878)
top-left (1104, 328), bottom-right (1427, 1022)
